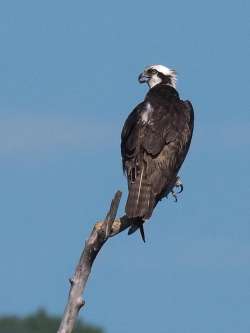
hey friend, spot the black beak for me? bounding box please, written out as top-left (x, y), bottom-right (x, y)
top-left (138, 72), bottom-right (149, 83)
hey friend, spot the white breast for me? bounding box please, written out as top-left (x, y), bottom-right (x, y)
top-left (141, 102), bottom-right (153, 124)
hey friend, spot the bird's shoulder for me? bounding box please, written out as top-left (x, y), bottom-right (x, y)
top-left (182, 99), bottom-right (194, 125)
top-left (121, 101), bottom-right (148, 140)
top-left (121, 89), bottom-right (194, 157)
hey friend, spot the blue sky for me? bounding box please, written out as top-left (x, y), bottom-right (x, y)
top-left (0, 1), bottom-right (249, 332)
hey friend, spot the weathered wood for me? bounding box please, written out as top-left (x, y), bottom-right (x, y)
top-left (57, 191), bottom-right (133, 333)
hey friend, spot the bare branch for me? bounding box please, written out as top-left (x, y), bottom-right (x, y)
top-left (57, 190), bottom-right (132, 333)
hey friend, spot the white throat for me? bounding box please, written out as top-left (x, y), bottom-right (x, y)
top-left (147, 76), bottom-right (162, 88)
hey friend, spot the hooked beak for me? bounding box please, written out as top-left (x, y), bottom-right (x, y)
top-left (138, 72), bottom-right (150, 84)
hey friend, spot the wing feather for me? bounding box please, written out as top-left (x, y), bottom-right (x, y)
top-left (121, 90), bottom-right (194, 219)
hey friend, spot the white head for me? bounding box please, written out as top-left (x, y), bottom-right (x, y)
top-left (138, 64), bottom-right (177, 89)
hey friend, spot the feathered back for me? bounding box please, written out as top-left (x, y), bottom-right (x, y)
top-left (121, 84), bottom-right (194, 220)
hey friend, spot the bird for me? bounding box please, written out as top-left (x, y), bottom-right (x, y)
top-left (121, 64), bottom-right (194, 242)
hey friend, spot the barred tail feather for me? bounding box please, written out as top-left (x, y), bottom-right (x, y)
top-left (127, 219), bottom-right (146, 242)
top-left (125, 168), bottom-right (155, 219)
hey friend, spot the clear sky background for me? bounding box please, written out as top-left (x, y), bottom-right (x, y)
top-left (0, 1), bottom-right (249, 332)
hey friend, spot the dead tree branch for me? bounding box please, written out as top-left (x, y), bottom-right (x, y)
top-left (57, 190), bottom-right (132, 333)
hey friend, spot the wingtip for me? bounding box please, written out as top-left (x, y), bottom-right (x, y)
top-left (128, 224), bottom-right (146, 243)
top-left (139, 225), bottom-right (146, 243)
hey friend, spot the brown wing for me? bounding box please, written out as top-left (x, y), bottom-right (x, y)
top-left (145, 100), bottom-right (194, 203)
top-left (121, 99), bottom-right (194, 219)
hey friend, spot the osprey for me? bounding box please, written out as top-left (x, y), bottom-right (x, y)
top-left (121, 65), bottom-right (194, 241)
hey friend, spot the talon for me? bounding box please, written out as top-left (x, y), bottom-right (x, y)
top-left (165, 177), bottom-right (184, 202)
top-left (171, 190), bottom-right (178, 202)
top-left (175, 176), bottom-right (184, 193)
top-left (170, 177), bottom-right (184, 202)
top-left (177, 183), bottom-right (183, 193)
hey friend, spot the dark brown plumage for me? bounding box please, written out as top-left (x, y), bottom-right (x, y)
top-left (121, 80), bottom-right (194, 233)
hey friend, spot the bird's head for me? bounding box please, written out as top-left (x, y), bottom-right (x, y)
top-left (138, 64), bottom-right (177, 89)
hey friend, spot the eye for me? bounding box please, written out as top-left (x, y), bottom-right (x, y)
top-left (148, 68), bottom-right (158, 75)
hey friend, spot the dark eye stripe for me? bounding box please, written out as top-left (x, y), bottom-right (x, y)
top-left (147, 68), bottom-right (158, 75)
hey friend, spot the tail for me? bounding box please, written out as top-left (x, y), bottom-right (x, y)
top-left (125, 166), bottom-right (155, 220)
top-left (128, 218), bottom-right (146, 242)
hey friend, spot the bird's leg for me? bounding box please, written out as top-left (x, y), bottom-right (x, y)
top-left (170, 176), bottom-right (184, 202)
